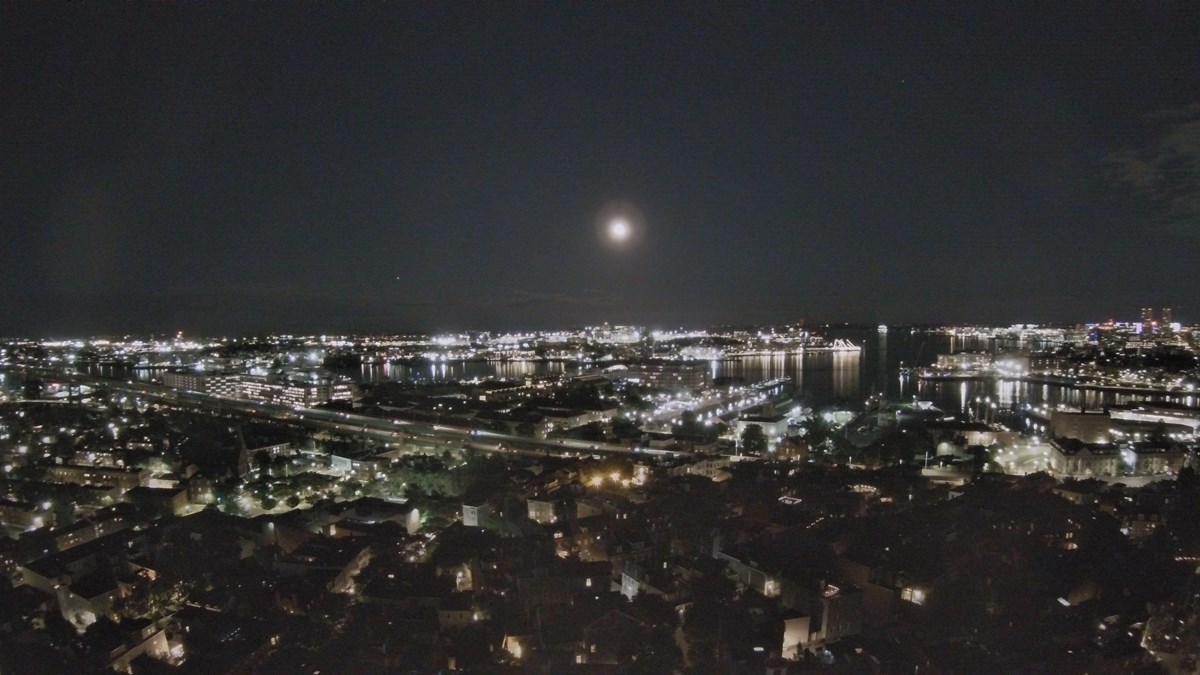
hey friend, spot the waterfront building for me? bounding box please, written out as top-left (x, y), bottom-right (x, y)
top-left (635, 359), bottom-right (710, 392)
top-left (1048, 438), bottom-right (1120, 477)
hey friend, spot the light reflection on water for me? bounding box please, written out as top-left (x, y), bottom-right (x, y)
top-left (75, 327), bottom-right (1194, 411)
top-left (356, 359), bottom-right (568, 382)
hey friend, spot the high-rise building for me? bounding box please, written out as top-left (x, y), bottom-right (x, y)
top-left (1141, 307), bottom-right (1155, 324)
top-left (1162, 307), bottom-right (1173, 324)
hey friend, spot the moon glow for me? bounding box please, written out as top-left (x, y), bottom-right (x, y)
top-left (608, 218), bottom-right (631, 242)
top-left (595, 200), bottom-right (644, 249)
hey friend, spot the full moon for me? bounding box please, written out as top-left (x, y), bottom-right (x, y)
top-left (608, 218), bottom-right (631, 242)
top-left (595, 200), bottom-right (643, 249)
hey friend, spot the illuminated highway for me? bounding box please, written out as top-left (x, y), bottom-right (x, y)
top-left (638, 378), bottom-right (792, 431)
top-left (8, 366), bottom-right (685, 460)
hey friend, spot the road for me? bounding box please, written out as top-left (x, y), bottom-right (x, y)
top-left (639, 378), bottom-right (792, 431)
top-left (8, 366), bottom-right (685, 460)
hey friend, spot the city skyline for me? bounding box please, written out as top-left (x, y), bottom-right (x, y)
top-left (0, 311), bottom-right (1187, 342)
top-left (3, 4), bottom-right (1200, 336)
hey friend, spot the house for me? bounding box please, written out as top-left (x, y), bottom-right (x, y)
top-left (322, 496), bottom-right (416, 528)
top-left (275, 536), bottom-right (371, 593)
top-left (781, 611), bottom-right (812, 660)
top-left (44, 464), bottom-right (148, 494)
top-left (437, 592), bottom-right (483, 629)
top-left (66, 616), bottom-right (172, 673)
top-left (666, 455), bottom-right (731, 481)
top-left (0, 499), bottom-right (52, 532)
top-left (579, 609), bottom-right (649, 665)
top-left (56, 573), bottom-right (128, 628)
top-left (462, 501), bottom-right (489, 528)
top-left (618, 560), bottom-right (686, 603)
top-left (18, 529), bottom-right (139, 595)
top-left (126, 486), bottom-right (190, 518)
top-left (165, 607), bottom-right (280, 674)
top-left (51, 511), bottom-right (129, 552)
top-left (359, 564), bottom-right (452, 609)
top-left (715, 541), bottom-right (864, 645)
top-left (527, 496), bottom-right (559, 525)
top-left (1052, 479), bottom-right (1106, 506)
top-left (514, 560), bottom-right (611, 615)
top-left (547, 514), bottom-right (609, 562)
top-left (539, 407), bottom-right (597, 431)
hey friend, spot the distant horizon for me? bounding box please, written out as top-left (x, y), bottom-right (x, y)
top-left (2, 316), bottom-right (1186, 342)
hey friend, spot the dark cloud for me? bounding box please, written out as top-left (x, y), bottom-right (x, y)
top-left (1110, 103), bottom-right (1200, 238)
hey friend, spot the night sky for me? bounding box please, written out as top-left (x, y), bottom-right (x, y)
top-left (4, 3), bottom-right (1200, 336)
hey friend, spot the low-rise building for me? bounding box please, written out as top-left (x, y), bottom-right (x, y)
top-left (127, 486), bottom-right (190, 517)
top-left (437, 592), bottom-right (483, 629)
top-left (735, 413), bottom-right (790, 441)
top-left (45, 464), bottom-right (148, 493)
top-left (935, 352), bottom-right (991, 371)
top-left (666, 455), bottom-right (731, 481)
top-left (514, 560), bottom-right (611, 615)
top-left (1048, 438), bottom-right (1120, 477)
top-left (275, 536), bottom-right (371, 594)
top-left (1110, 402), bottom-right (1200, 439)
top-left (52, 512), bottom-right (129, 552)
top-left (1122, 441), bottom-right (1188, 475)
top-left (0, 498), bottom-right (51, 531)
top-left (1050, 410), bottom-right (1112, 444)
top-left (527, 496), bottom-right (559, 525)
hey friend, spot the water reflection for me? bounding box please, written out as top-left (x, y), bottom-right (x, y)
top-left (832, 351), bottom-right (859, 399)
top-left (71, 327), bottom-right (1190, 413)
top-left (716, 350), bottom-right (862, 404)
top-left (356, 359), bottom-right (567, 383)
top-left (875, 330), bottom-right (888, 395)
top-left (916, 377), bottom-right (1191, 414)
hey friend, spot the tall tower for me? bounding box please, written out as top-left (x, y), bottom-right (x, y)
top-left (1161, 307), bottom-right (1173, 324)
top-left (1140, 307), bottom-right (1155, 324)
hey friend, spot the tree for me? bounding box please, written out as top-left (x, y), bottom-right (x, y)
top-left (1151, 420), bottom-right (1170, 444)
top-left (50, 499), bottom-right (78, 529)
top-left (579, 422), bottom-right (605, 442)
top-left (42, 608), bottom-right (79, 646)
top-left (803, 414), bottom-right (832, 446)
top-left (960, 445), bottom-right (987, 474)
top-left (120, 580), bottom-right (189, 619)
top-left (1179, 465), bottom-right (1199, 491)
top-left (674, 409), bottom-right (718, 443)
top-left (285, 495), bottom-right (301, 509)
top-left (340, 480), bottom-right (363, 499)
top-left (612, 417), bottom-right (641, 439)
top-left (740, 424), bottom-right (768, 455)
